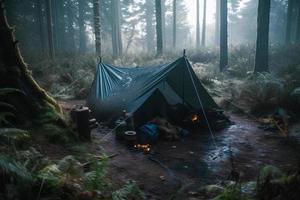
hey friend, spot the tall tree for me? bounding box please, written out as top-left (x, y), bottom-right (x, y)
top-left (220, 0), bottom-right (228, 71)
top-left (155, 0), bottom-right (163, 56)
top-left (296, 0), bottom-right (300, 42)
top-left (201, 0), bottom-right (207, 47)
top-left (66, 0), bottom-right (76, 51)
top-left (215, 0), bottom-right (220, 45)
top-left (254, 0), bottom-right (271, 73)
top-left (45, 0), bottom-right (55, 59)
top-left (173, 0), bottom-right (176, 49)
top-left (111, 0), bottom-right (122, 57)
top-left (161, 0), bottom-right (166, 49)
top-left (36, 0), bottom-right (46, 54)
top-left (56, 0), bottom-right (67, 53)
top-left (93, 0), bottom-right (101, 56)
top-left (145, 0), bottom-right (155, 52)
top-left (196, 0), bottom-right (200, 49)
top-left (285, 0), bottom-right (294, 44)
top-left (78, 0), bottom-right (87, 53)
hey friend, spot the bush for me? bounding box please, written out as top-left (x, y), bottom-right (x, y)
top-left (236, 73), bottom-right (285, 113)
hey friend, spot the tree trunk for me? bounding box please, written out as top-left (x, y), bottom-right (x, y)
top-left (155, 0), bottom-right (163, 56)
top-left (161, 0), bottom-right (166, 50)
top-left (78, 0), bottom-right (87, 53)
top-left (67, 0), bottom-right (76, 52)
top-left (45, 0), bottom-right (55, 59)
top-left (196, 0), bottom-right (200, 50)
top-left (220, 0), bottom-right (228, 71)
top-left (0, 0), bottom-right (61, 115)
top-left (172, 0), bottom-right (176, 49)
top-left (111, 0), bottom-right (122, 57)
top-left (36, 0), bottom-right (46, 55)
top-left (93, 0), bottom-right (101, 56)
top-left (296, 1), bottom-right (300, 43)
top-left (201, 0), bottom-right (207, 47)
top-left (56, 0), bottom-right (66, 53)
top-left (145, 0), bottom-right (155, 52)
top-left (285, 0), bottom-right (294, 45)
top-left (215, 0), bottom-right (220, 46)
top-left (254, 0), bottom-right (271, 73)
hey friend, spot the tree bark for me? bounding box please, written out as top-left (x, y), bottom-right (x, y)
top-left (78, 0), bottom-right (87, 53)
top-left (67, 0), bottom-right (76, 52)
top-left (296, 1), bottom-right (300, 43)
top-left (196, 0), bottom-right (200, 50)
top-left (111, 0), bottom-right (122, 57)
top-left (285, 0), bottom-right (294, 45)
top-left (45, 0), bottom-right (55, 59)
top-left (172, 0), bottom-right (176, 49)
top-left (161, 0), bottom-right (166, 50)
top-left (155, 0), bottom-right (163, 56)
top-left (220, 0), bottom-right (228, 71)
top-left (254, 0), bottom-right (271, 73)
top-left (201, 0), bottom-right (207, 47)
top-left (215, 0), bottom-right (220, 46)
top-left (93, 0), bottom-right (101, 56)
top-left (145, 0), bottom-right (155, 52)
top-left (36, 0), bottom-right (46, 55)
top-left (56, 0), bottom-right (66, 53)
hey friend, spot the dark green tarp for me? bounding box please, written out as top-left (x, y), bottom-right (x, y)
top-left (87, 56), bottom-right (219, 126)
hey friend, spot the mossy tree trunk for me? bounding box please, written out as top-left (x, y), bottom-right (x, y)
top-left (0, 0), bottom-right (61, 123)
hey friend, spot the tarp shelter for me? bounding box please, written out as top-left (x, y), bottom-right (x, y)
top-left (87, 56), bottom-right (219, 127)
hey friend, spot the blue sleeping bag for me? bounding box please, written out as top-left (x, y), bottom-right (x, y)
top-left (138, 123), bottom-right (159, 144)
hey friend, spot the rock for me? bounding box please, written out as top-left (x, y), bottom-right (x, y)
top-left (241, 181), bottom-right (256, 197)
top-left (290, 87), bottom-right (300, 103)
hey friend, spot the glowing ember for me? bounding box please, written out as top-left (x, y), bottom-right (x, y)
top-left (191, 115), bottom-right (199, 122)
top-left (134, 144), bottom-right (151, 153)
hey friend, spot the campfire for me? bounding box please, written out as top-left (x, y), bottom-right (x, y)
top-left (134, 144), bottom-right (151, 153)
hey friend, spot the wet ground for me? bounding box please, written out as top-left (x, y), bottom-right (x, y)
top-left (94, 114), bottom-right (300, 199)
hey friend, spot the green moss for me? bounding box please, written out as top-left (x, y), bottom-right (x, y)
top-left (213, 185), bottom-right (247, 200)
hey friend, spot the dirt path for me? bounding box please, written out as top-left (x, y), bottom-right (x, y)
top-left (58, 100), bottom-right (300, 199)
top-left (94, 114), bottom-right (300, 199)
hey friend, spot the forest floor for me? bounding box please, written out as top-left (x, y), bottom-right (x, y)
top-left (59, 100), bottom-right (300, 200)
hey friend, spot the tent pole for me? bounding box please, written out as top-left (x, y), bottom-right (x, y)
top-left (184, 58), bottom-right (217, 147)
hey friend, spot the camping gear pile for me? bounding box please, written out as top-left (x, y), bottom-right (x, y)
top-left (87, 56), bottom-right (229, 145)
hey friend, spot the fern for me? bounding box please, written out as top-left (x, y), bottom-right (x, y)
top-left (57, 155), bottom-right (83, 178)
top-left (0, 112), bottom-right (15, 125)
top-left (0, 88), bottom-right (23, 96)
top-left (213, 185), bottom-right (244, 200)
top-left (112, 181), bottom-right (145, 200)
top-left (84, 155), bottom-right (108, 191)
top-left (38, 164), bottom-right (62, 189)
top-left (38, 156), bottom-right (83, 189)
top-left (0, 101), bottom-right (15, 110)
top-left (0, 155), bottom-right (32, 182)
top-left (0, 128), bottom-right (29, 141)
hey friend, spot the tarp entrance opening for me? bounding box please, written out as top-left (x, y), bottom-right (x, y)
top-left (87, 56), bottom-right (220, 128)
